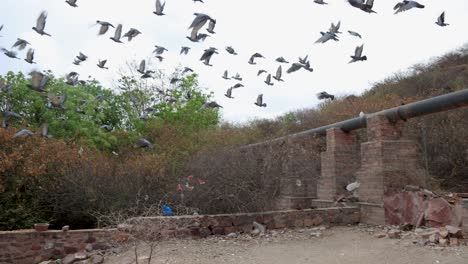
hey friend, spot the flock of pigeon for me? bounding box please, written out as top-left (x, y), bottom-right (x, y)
top-left (0, 0), bottom-right (452, 146)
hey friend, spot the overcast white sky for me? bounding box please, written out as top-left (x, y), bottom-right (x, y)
top-left (1, 0), bottom-right (467, 123)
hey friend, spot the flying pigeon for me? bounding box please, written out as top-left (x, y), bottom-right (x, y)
top-left (76, 52), bottom-right (88, 61)
top-left (347, 0), bottom-right (376, 13)
top-left (393, 1), bottom-right (424, 14)
top-left (248, 53), bottom-right (265, 65)
top-left (96, 21), bottom-right (114, 35)
top-left (123, 28), bottom-right (141, 41)
top-left (188, 13), bottom-right (214, 41)
top-left (299, 55), bottom-right (309, 65)
top-left (232, 73), bottom-right (242, 81)
top-left (180, 46), bottom-right (191, 55)
top-left (315, 32), bottom-right (339, 43)
top-left (28, 71), bottom-right (48, 92)
top-left (348, 30), bottom-right (362, 38)
top-left (1, 48), bottom-right (19, 59)
top-left (207, 19), bottom-right (216, 34)
top-left (97, 59), bottom-right (108, 69)
top-left (224, 87), bottom-right (234, 99)
top-left (225, 46), bottom-right (238, 55)
top-left (12, 39), bottom-right (30, 51)
top-left (0, 25), bottom-right (3, 37)
top-left (100, 125), bottom-right (114, 132)
top-left (276, 57), bottom-right (289, 63)
top-left (193, 0), bottom-right (204, 3)
top-left (222, 70), bottom-right (230, 80)
top-left (110, 24), bottom-right (123, 43)
top-left (232, 83), bottom-right (244, 89)
top-left (24, 48), bottom-right (35, 64)
top-left (273, 66), bottom-right (284, 82)
top-left (153, 45), bottom-right (168, 55)
top-left (254, 94), bottom-right (267, 107)
top-left (435, 12), bottom-right (449, 27)
top-left (141, 70), bottom-right (155, 79)
top-left (134, 138), bottom-right (154, 149)
top-left (33, 11), bottom-right (51, 36)
top-left (5, 110), bottom-right (21, 119)
top-left (200, 101), bottom-right (222, 109)
top-left (65, 0), bottom-right (78, 7)
top-left (329, 21), bottom-right (342, 34)
top-left (13, 129), bottom-right (34, 138)
top-left (314, 0), bottom-right (328, 4)
top-left (154, 0), bottom-right (166, 16)
top-left (66, 72), bottom-right (80, 85)
top-left (264, 74), bottom-right (274, 86)
top-left (317, 91), bottom-right (335, 100)
top-left (137, 60), bottom-right (146, 74)
top-left (155, 55), bottom-right (164, 62)
top-left (349, 44), bottom-right (367, 63)
top-left (200, 47), bottom-right (218, 66)
top-left (73, 58), bottom-right (82, 66)
top-left (182, 67), bottom-right (194, 74)
top-left (48, 94), bottom-right (67, 108)
top-left (257, 69), bottom-right (267, 76)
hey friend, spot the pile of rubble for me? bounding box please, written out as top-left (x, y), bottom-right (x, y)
top-left (38, 244), bottom-right (106, 264)
top-left (369, 224), bottom-right (465, 248)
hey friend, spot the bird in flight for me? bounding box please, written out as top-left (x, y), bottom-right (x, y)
top-left (65, 0), bottom-right (78, 7)
top-left (254, 94), bottom-right (267, 107)
top-left (154, 0), bottom-right (166, 16)
top-left (347, 0), bottom-right (376, 13)
top-left (393, 1), bottom-right (425, 14)
top-left (110, 24), bottom-right (123, 43)
top-left (349, 44), bottom-right (367, 63)
top-left (33, 11), bottom-right (51, 36)
top-left (435, 12), bottom-right (449, 27)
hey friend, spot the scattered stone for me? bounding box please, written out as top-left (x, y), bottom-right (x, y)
top-left (438, 228), bottom-right (449, 238)
top-left (85, 244), bottom-right (93, 252)
top-left (439, 238), bottom-right (448, 246)
top-left (62, 254), bottom-right (77, 264)
top-left (445, 225), bottom-right (463, 238)
top-left (226, 233), bottom-right (237, 238)
top-left (374, 233), bottom-right (387, 239)
top-left (253, 221), bottom-right (266, 233)
top-left (90, 254), bottom-right (104, 264)
top-left (310, 231), bottom-right (322, 237)
top-left (450, 238), bottom-right (460, 246)
top-left (251, 229), bottom-right (261, 236)
top-left (387, 229), bottom-right (401, 239)
top-left (429, 233), bottom-right (439, 244)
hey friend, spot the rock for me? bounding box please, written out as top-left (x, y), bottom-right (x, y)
top-left (62, 225), bottom-right (70, 232)
top-left (39, 261), bottom-right (55, 264)
top-left (90, 255), bottom-right (104, 264)
top-left (374, 233), bottom-right (387, 238)
top-left (85, 244), bottom-right (93, 252)
top-left (226, 232), bottom-right (237, 238)
top-left (429, 233), bottom-right (439, 244)
top-left (450, 237), bottom-right (460, 246)
top-left (62, 254), bottom-right (77, 264)
top-left (425, 198), bottom-right (455, 227)
top-left (310, 231), bottom-right (322, 237)
top-left (412, 239), bottom-right (425, 246)
top-left (270, 231), bottom-right (279, 237)
top-left (251, 229), bottom-right (261, 236)
top-left (400, 223), bottom-right (414, 231)
top-left (438, 228), bottom-right (449, 238)
top-left (445, 225), bottom-right (463, 238)
top-left (387, 229), bottom-right (401, 239)
top-left (253, 221), bottom-right (266, 233)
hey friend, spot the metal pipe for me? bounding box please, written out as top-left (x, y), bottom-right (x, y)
top-left (245, 89), bottom-right (468, 148)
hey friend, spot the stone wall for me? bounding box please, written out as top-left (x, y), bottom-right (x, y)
top-left (0, 207), bottom-right (359, 264)
top-left (463, 199), bottom-right (468, 235)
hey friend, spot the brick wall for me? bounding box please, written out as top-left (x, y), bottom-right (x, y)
top-left (0, 207), bottom-right (360, 264)
top-left (463, 199), bottom-right (468, 235)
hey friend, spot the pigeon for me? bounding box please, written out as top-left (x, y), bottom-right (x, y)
top-left (66, 72), bottom-right (80, 85)
top-left (287, 62), bottom-right (314, 73)
top-left (73, 58), bottom-right (82, 66)
top-left (76, 52), bottom-right (88, 61)
top-left (276, 57), bottom-right (289, 63)
top-left (348, 30), bottom-right (362, 38)
top-left (207, 19), bottom-right (216, 34)
top-left (200, 47), bottom-right (218, 66)
top-left (170, 78), bottom-right (181, 84)
top-left (225, 46), bottom-right (238, 55)
top-left (248, 53), bottom-right (265, 65)
top-left (222, 70), bottom-right (230, 80)
top-left (349, 44), bottom-right (367, 63)
top-left (317, 91), bottom-right (335, 100)
top-left (224, 87), bottom-right (234, 99)
top-left (141, 70), bottom-right (155, 79)
top-left (123, 28), bottom-right (141, 41)
top-left (65, 0), bottom-right (78, 7)
top-left (153, 45), bottom-right (168, 55)
top-left (134, 138), bottom-right (154, 149)
top-left (315, 32), bottom-right (339, 43)
top-left (182, 67), bottom-right (194, 74)
top-left (188, 13), bottom-right (213, 41)
top-left (314, 0), bottom-right (328, 4)
top-left (5, 110), bottom-right (22, 119)
top-left (193, 0), bottom-right (204, 3)
top-left (201, 101), bottom-right (223, 109)
top-left (13, 129), bottom-right (34, 138)
top-left (137, 60), bottom-right (146, 74)
top-left (110, 24), bottom-right (123, 43)
top-left (48, 94), bottom-right (67, 108)
top-left (299, 55), bottom-right (309, 65)
top-left (436, 12), bottom-right (449, 27)
top-left (257, 69), bottom-right (267, 76)
top-left (154, 0), bottom-right (166, 16)
top-left (180, 46), bottom-right (191, 55)
top-left (96, 21), bottom-right (114, 35)
top-left (97, 59), bottom-right (108, 69)
top-left (347, 0), bottom-right (376, 13)
top-left (155, 55), bottom-right (164, 62)
top-left (264, 74), bottom-right (274, 86)
top-left (1, 119), bottom-right (8, 129)
top-left (24, 48), bottom-right (35, 64)
top-left (254, 94), bottom-right (267, 107)
top-left (232, 73), bottom-right (242, 81)
top-left (33, 11), bottom-right (51, 36)
top-left (393, 1), bottom-right (424, 14)
top-left (12, 38), bottom-right (30, 51)
top-left (1, 48), bottom-right (19, 59)
top-left (232, 83), bottom-right (244, 89)
top-left (100, 125), bottom-right (114, 132)
top-left (0, 25), bottom-right (3, 37)
top-left (329, 21), bottom-right (342, 34)
top-left (273, 66), bottom-right (284, 82)
top-left (28, 71), bottom-right (48, 92)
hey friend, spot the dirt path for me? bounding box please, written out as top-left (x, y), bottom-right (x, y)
top-left (104, 226), bottom-right (468, 264)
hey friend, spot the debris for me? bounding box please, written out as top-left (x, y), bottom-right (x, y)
top-left (387, 229), bottom-right (401, 239)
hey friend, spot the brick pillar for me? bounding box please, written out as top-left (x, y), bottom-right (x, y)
top-left (317, 128), bottom-right (359, 201)
top-left (357, 114), bottom-right (427, 204)
top-left (463, 199), bottom-right (468, 236)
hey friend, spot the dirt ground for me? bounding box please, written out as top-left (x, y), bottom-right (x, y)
top-left (104, 226), bottom-right (468, 264)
